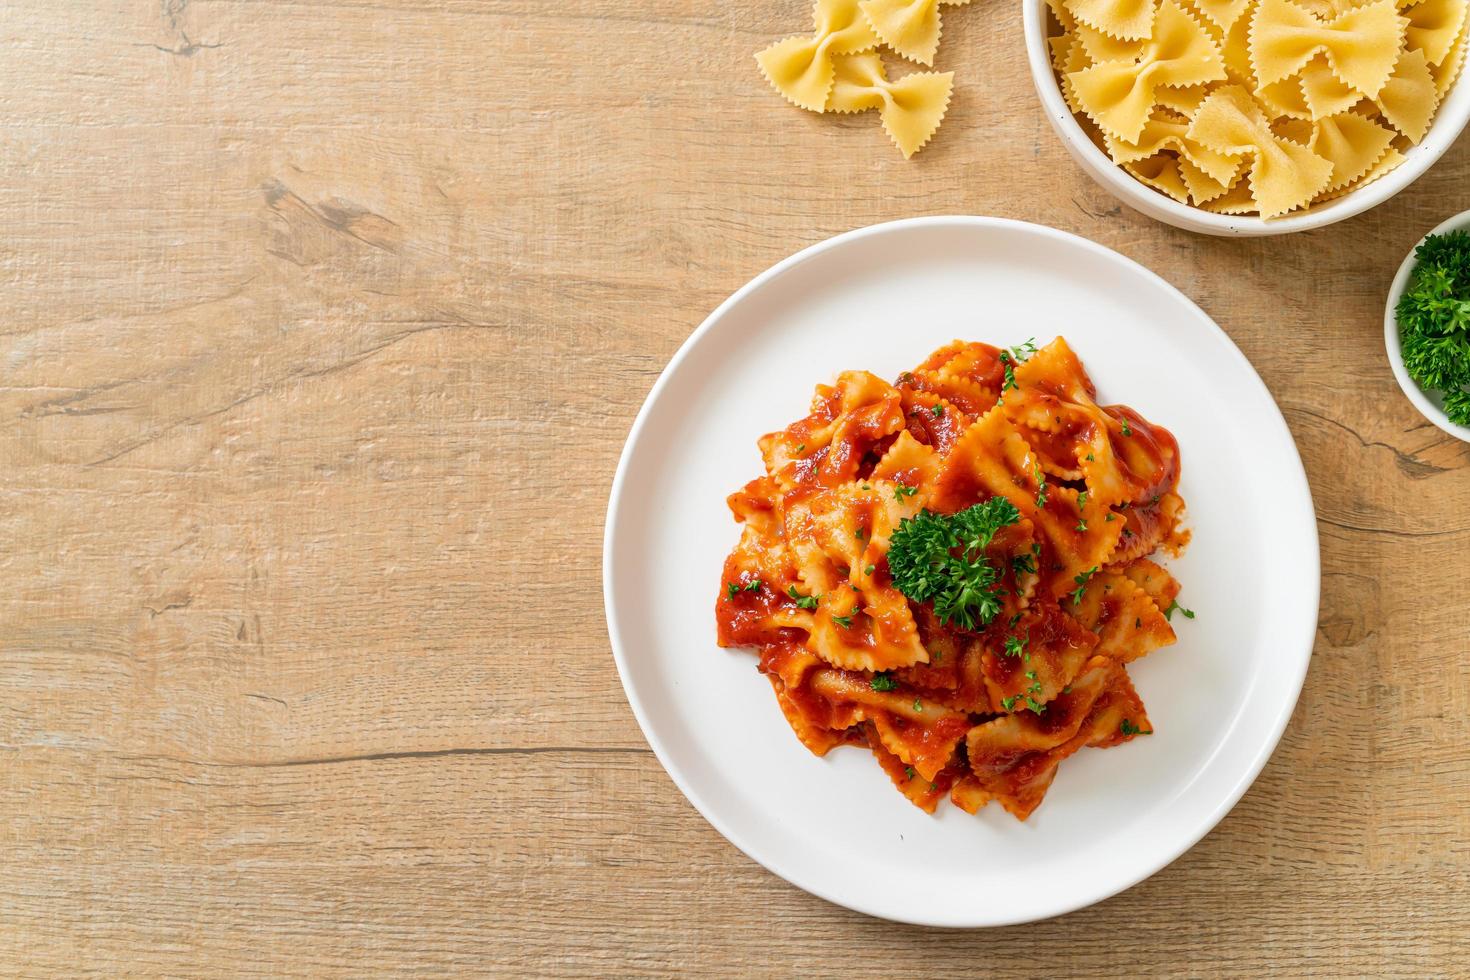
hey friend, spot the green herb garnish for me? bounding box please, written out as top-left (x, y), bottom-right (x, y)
top-left (931, 404), bottom-right (944, 418)
top-left (1120, 417), bottom-right (1132, 437)
top-left (1120, 718), bottom-right (1153, 736)
top-left (887, 498), bottom-right (1021, 630)
top-left (1397, 230), bottom-right (1470, 424)
top-left (1034, 467), bottom-right (1048, 508)
top-left (894, 483), bottom-right (918, 500)
top-left (1071, 565), bottom-right (1098, 605)
top-left (786, 585), bottom-right (820, 610)
top-left (1164, 599), bottom-right (1195, 621)
top-left (870, 673), bottom-right (896, 691)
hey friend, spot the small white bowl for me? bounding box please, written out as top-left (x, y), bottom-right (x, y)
top-left (1384, 209), bottom-right (1470, 442)
top-left (1022, 0), bottom-right (1470, 236)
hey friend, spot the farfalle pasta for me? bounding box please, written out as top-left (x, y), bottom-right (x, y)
top-left (1046, 0), bottom-right (1469, 216)
top-left (859, 0), bottom-right (970, 65)
top-left (715, 338), bottom-right (1191, 820)
top-left (754, 0), bottom-right (962, 156)
top-left (828, 53), bottom-right (955, 156)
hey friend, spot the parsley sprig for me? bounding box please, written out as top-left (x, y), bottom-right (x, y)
top-left (1164, 599), bottom-right (1195, 621)
top-left (1070, 566), bottom-right (1098, 606)
top-left (725, 579), bottom-right (762, 601)
top-left (786, 585), bottom-right (820, 610)
top-left (1397, 231), bottom-right (1470, 424)
top-left (887, 498), bottom-right (1021, 630)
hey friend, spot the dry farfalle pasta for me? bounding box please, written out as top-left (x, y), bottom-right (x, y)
top-left (756, 0), bottom-right (964, 157)
top-left (1047, 0), bottom-right (1469, 216)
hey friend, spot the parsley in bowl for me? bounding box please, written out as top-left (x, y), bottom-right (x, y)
top-left (1386, 214), bottom-right (1470, 443)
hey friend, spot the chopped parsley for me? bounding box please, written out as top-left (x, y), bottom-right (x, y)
top-left (930, 404), bottom-right (944, 418)
top-left (832, 612), bottom-right (855, 629)
top-left (894, 482), bottom-right (918, 500)
top-left (887, 498), bottom-right (1021, 630)
top-left (1071, 565), bottom-right (1098, 605)
top-left (1120, 718), bottom-right (1153, 736)
top-left (1003, 634), bottom-right (1026, 658)
top-left (1085, 452), bottom-right (1095, 461)
top-left (1075, 518), bottom-right (1088, 532)
top-left (795, 444), bottom-right (805, 454)
top-left (1120, 417), bottom-right (1132, 437)
top-left (1010, 551), bottom-right (1037, 575)
top-left (1396, 230), bottom-right (1470, 424)
top-left (912, 697), bottom-right (923, 711)
top-left (726, 580), bottom-right (762, 601)
top-left (1105, 513), bottom-right (1116, 522)
top-left (1024, 696), bottom-right (1046, 714)
top-left (1001, 695), bottom-right (1018, 711)
top-left (904, 765), bottom-right (916, 780)
top-left (999, 352), bottom-right (1019, 393)
top-left (1034, 467), bottom-right (1048, 508)
top-left (870, 673), bottom-right (896, 691)
top-left (786, 585), bottom-right (820, 610)
top-left (1164, 599), bottom-right (1195, 621)
top-left (863, 564), bottom-right (876, 576)
top-left (854, 526), bottom-right (866, 540)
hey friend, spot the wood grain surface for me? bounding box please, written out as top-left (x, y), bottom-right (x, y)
top-left (2, 0), bottom-right (1468, 975)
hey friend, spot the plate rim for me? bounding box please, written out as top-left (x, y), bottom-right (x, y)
top-left (602, 215), bottom-right (1320, 926)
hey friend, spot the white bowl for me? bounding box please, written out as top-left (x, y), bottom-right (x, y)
top-left (1022, 0), bottom-right (1470, 236)
top-left (1383, 208), bottom-right (1470, 442)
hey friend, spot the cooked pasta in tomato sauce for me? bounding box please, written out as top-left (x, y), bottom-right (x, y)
top-left (715, 337), bottom-right (1190, 819)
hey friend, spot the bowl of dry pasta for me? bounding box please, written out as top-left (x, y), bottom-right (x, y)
top-left (1023, 0), bottom-right (1470, 234)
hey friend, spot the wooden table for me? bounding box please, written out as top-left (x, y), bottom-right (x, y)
top-left (3, 0), bottom-right (1467, 974)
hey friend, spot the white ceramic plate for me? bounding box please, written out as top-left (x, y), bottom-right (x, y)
top-left (603, 217), bottom-right (1319, 926)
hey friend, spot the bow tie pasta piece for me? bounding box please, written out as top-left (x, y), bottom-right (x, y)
top-left (1065, 0), bottom-right (1160, 39)
top-left (1075, 21), bottom-right (1150, 61)
top-left (1125, 152), bottom-right (1193, 200)
top-left (1153, 81), bottom-right (1212, 113)
top-left (1311, 144), bottom-right (1404, 202)
top-left (1434, 26), bottom-right (1465, 95)
top-left (1405, 0), bottom-right (1467, 66)
top-left (1198, 170), bottom-right (1261, 210)
top-left (1125, 147), bottom-right (1242, 205)
top-left (1177, 154), bottom-right (1242, 201)
top-left (756, 0), bottom-right (880, 111)
top-left (1105, 110), bottom-right (1245, 185)
top-left (1048, 0), bottom-right (1080, 30)
top-left (1192, 0), bottom-right (1254, 30)
top-left (859, 0), bottom-right (971, 65)
top-left (1298, 55), bottom-right (1368, 117)
top-left (1310, 110), bottom-right (1397, 191)
top-left (1376, 46), bottom-right (1440, 140)
top-left (1249, 0), bottom-right (1406, 97)
top-left (1221, 1), bottom-right (1261, 82)
top-left (827, 52), bottom-right (955, 158)
top-left (1272, 114), bottom-right (1315, 141)
top-left (1068, 0), bottom-right (1227, 142)
top-left (1187, 84), bottom-right (1335, 215)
